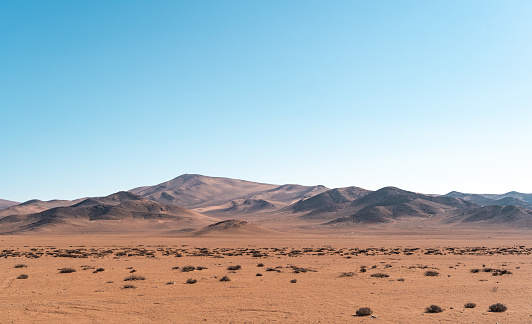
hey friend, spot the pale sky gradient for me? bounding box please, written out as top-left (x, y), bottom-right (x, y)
top-left (1, 1), bottom-right (532, 201)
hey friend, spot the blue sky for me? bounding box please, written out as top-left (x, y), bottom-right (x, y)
top-left (1, 1), bottom-right (532, 201)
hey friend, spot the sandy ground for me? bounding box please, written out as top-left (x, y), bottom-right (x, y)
top-left (1, 232), bottom-right (531, 323)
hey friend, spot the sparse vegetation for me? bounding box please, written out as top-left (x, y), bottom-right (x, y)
top-left (370, 273), bottom-right (389, 278)
top-left (257, 263), bottom-right (264, 267)
top-left (256, 273), bottom-right (262, 276)
top-left (339, 272), bottom-right (356, 277)
top-left (122, 284), bottom-right (136, 289)
top-left (290, 279), bottom-right (297, 283)
top-left (355, 307), bottom-right (373, 316)
top-left (464, 303), bottom-right (476, 308)
top-left (489, 303), bottom-right (507, 312)
top-left (181, 266), bottom-right (195, 272)
top-left (93, 268), bottom-right (105, 273)
top-left (424, 271), bottom-right (440, 276)
top-left (17, 274), bottom-right (28, 279)
top-left (196, 266), bottom-right (208, 270)
top-left (227, 265), bottom-right (242, 271)
top-left (186, 278), bottom-right (197, 284)
top-left (219, 276), bottom-right (231, 282)
top-left (58, 267), bottom-right (76, 273)
top-left (425, 305), bottom-right (444, 313)
top-left (124, 275), bottom-right (145, 281)
top-left (14, 264), bottom-right (27, 268)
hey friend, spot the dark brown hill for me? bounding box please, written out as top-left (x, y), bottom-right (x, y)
top-left (290, 187), bottom-right (476, 224)
top-left (444, 205), bottom-right (532, 228)
top-left (192, 219), bottom-right (278, 236)
top-left (444, 191), bottom-right (532, 208)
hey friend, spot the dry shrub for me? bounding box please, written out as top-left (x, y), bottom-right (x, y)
top-left (355, 307), bottom-right (373, 316)
top-left (489, 303), bottom-right (507, 312)
top-left (425, 305), bottom-right (443, 313)
top-left (424, 271), bottom-right (439, 276)
top-left (58, 267), bottom-right (76, 273)
top-left (124, 275), bottom-right (145, 281)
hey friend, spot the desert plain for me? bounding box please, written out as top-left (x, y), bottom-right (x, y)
top-left (1, 230), bottom-right (531, 324)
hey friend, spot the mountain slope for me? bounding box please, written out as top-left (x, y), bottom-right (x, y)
top-left (0, 191), bottom-right (219, 234)
top-left (131, 174), bottom-right (279, 208)
top-left (0, 198), bottom-right (83, 217)
top-left (444, 191), bottom-right (532, 208)
top-left (192, 219), bottom-right (279, 236)
top-left (0, 199), bottom-right (19, 210)
top-left (444, 205), bottom-right (532, 228)
top-left (131, 174), bottom-right (329, 216)
top-left (287, 186), bottom-right (371, 217)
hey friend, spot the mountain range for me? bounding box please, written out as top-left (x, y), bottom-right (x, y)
top-left (1, 174), bottom-right (532, 234)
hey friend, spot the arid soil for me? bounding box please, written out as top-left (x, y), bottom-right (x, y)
top-left (1, 232), bottom-right (531, 323)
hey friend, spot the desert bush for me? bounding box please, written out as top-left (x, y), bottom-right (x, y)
top-left (122, 284), bottom-right (136, 289)
top-left (172, 266), bottom-right (180, 270)
top-left (58, 267), bottom-right (76, 273)
top-left (370, 273), bottom-right (389, 278)
top-left (256, 273), bottom-right (262, 276)
top-left (425, 305), bottom-right (444, 313)
top-left (14, 264), bottom-right (27, 268)
top-left (124, 275), bottom-right (145, 281)
top-left (257, 263), bottom-right (264, 267)
top-left (93, 268), bottom-right (105, 273)
top-left (425, 271), bottom-right (440, 276)
top-left (360, 268), bottom-right (367, 273)
top-left (196, 266), bottom-right (207, 270)
top-left (17, 274), bottom-right (28, 279)
top-left (219, 276), bottom-right (231, 282)
top-left (290, 279), bottom-right (297, 283)
top-left (464, 303), bottom-right (476, 308)
top-left (181, 266), bottom-right (195, 272)
top-left (488, 303), bottom-right (507, 312)
top-left (397, 278), bottom-right (405, 282)
top-left (470, 269), bottom-right (480, 273)
top-left (339, 272), bottom-right (356, 277)
top-left (227, 265), bottom-right (242, 271)
top-left (355, 307), bottom-right (373, 316)
top-left (129, 269), bottom-right (136, 273)
top-left (186, 278), bottom-right (197, 284)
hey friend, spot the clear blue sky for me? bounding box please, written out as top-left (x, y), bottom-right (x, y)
top-left (2, 1), bottom-right (531, 201)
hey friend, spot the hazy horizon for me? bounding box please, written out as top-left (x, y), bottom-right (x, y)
top-left (2, 1), bottom-right (531, 201)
